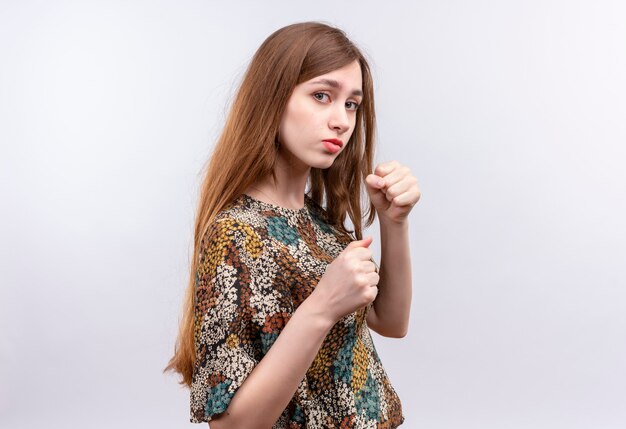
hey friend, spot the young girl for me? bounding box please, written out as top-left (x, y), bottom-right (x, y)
top-left (164, 21), bottom-right (419, 428)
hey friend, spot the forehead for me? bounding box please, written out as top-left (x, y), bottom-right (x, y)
top-left (304, 61), bottom-right (363, 95)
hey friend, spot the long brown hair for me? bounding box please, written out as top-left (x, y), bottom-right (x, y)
top-left (163, 21), bottom-right (378, 387)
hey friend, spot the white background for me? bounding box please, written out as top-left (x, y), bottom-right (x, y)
top-left (1, 1), bottom-right (625, 428)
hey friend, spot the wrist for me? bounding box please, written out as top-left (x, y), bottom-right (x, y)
top-left (380, 217), bottom-right (409, 230)
top-left (300, 291), bottom-right (336, 331)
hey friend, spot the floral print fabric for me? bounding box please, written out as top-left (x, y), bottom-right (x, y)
top-left (190, 193), bottom-right (405, 428)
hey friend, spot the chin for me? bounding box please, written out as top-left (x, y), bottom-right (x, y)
top-left (309, 156), bottom-right (336, 169)
top-left (288, 150), bottom-right (337, 170)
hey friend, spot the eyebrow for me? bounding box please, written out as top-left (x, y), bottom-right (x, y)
top-left (310, 78), bottom-right (363, 97)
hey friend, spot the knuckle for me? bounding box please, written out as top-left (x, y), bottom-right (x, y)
top-left (357, 275), bottom-right (369, 287)
top-left (350, 259), bottom-right (361, 272)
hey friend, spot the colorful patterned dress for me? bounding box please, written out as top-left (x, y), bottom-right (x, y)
top-left (190, 193), bottom-right (405, 428)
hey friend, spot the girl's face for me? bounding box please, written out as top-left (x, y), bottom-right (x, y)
top-left (277, 60), bottom-right (363, 170)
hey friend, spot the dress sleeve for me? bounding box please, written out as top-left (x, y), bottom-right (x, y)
top-left (189, 217), bottom-right (264, 424)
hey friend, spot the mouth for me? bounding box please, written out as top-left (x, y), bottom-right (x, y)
top-left (322, 140), bottom-right (342, 154)
top-left (323, 138), bottom-right (343, 147)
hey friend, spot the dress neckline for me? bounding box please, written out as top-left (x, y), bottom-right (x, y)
top-left (240, 193), bottom-right (311, 216)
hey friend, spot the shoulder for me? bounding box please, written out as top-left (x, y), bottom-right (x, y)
top-left (199, 200), bottom-right (267, 266)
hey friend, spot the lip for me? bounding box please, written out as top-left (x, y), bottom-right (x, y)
top-left (322, 138), bottom-right (343, 147)
top-left (322, 140), bottom-right (341, 154)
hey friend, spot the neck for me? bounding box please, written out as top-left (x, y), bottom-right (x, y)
top-left (246, 149), bottom-right (311, 209)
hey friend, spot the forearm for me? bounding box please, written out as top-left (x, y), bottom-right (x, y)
top-left (376, 219), bottom-right (412, 336)
top-left (210, 296), bottom-right (334, 429)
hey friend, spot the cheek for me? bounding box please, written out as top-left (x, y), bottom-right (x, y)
top-left (281, 103), bottom-right (313, 135)
top-left (278, 106), bottom-right (294, 136)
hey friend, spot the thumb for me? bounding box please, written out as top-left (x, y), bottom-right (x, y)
top-left (366, 174), bottom-right (385, 189)
top-left (348, 235), bottom-right (373, 248)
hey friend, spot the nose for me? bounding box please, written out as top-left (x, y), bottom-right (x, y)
top-left (328, 103), bottom-right (350, 134)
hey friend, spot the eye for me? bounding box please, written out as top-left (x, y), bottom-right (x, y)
top-left (313, 92), bottom-right (330, 102)
top-left (314, 92), bottom-right (361, 111)
top-left (346, 101), bottom-right (360, 110)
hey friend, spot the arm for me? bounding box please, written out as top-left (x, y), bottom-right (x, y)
top-left (209, 295), bottom-right (334, 429)
top-left (366, 219), bottom-right (412, 338)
